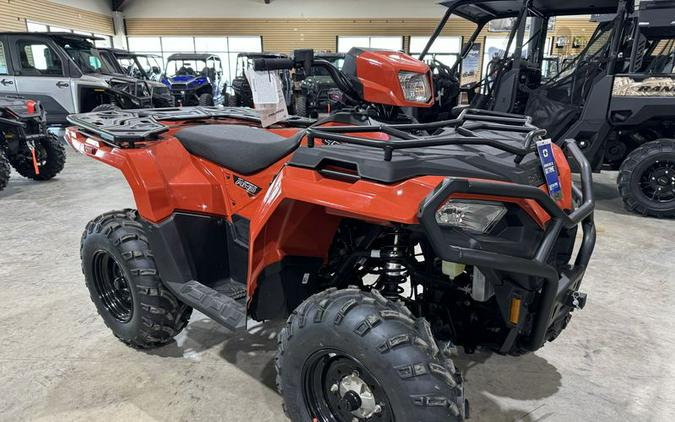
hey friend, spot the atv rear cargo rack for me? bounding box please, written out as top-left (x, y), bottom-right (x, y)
top-left (306, 108), bottom-right (546, 163)
top-left (66, 106), bottom-right (314, 148)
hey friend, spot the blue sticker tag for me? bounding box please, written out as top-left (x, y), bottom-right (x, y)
top-left (536, 139), bottom-right (563, 201)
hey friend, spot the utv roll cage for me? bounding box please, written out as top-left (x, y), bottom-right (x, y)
top-left (165, 53), bottom-right (223, 76)
top-left (420, 0), bottom-right (629, 106)
top-left (100, 48), bottom-right (163, 79)
top-left (422, 0), bottom-right (623, 60)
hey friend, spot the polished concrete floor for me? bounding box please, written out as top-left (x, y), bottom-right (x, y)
top-left (1, 148), bottom-right (675, 422)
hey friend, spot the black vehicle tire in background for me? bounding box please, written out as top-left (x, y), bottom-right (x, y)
top-left (618, 139), bottom-right (675, 218)
top-left (277, 288), bottom-right (466, 422)
top-left (198, 93), bottom-right (214, 106)
top-left (9, 134), bottom-right (66, 181)
top-left (227, 93), bottom-right (241, 107)
top-left (152, 96), bottom-right (174, 108)
top-left (81, 209), bottom-right (193, 349)
top-left (0, 149), bottom-right (10, 192)
top-left (92, 103), bottom-right (122, 112)
top-left (293, 93), bottom-right (308, 117)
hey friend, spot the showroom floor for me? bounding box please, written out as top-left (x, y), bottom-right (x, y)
top-left (1, 148), bottom-right (675, 422)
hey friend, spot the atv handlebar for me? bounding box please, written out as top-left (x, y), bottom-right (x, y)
top-left (253, 49), bottom-right (362, 105)
top-left (252, 58), bottom-right (295, 71)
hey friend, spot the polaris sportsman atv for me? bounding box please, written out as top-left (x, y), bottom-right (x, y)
top-left (0, 96), bottom-right (65, 192)
top-left (422, 0), bottom-right (675, 217)
top-left (67, 48), bottom-right (595, 421)
top-left (162, 53), bottom-right (224, 106)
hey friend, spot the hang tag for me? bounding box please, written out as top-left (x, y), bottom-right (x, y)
top-left (246, 68), bottom-right (280, 104)
top-left (246, 69), bottom-right (289, 127)
top-left (536, 139), bottom-right (563, 201)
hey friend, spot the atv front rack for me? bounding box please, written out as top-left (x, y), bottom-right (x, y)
top-left (305, 108), bottom-right (546, 163)
top-left (66, 106), bottom-right (314, 148)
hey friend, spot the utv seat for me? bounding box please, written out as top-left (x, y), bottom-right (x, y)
top-left (175, 124), bottom-right (303, 175)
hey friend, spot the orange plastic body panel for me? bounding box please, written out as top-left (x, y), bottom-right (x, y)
top-left (355, 50), bottom-right (434, 108)
top-left (551, 143), bottom-right (573, 211)
top-left (247, 167), bottom-right (444, 295)
top-left (66, 121), bottom-right (574, 301)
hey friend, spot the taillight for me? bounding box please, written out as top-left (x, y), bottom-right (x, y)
top-left (25, 100), bottom-right (37, 114)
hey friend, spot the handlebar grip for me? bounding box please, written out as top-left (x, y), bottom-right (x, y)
top-left (252, 58), bottom-right (294, 71)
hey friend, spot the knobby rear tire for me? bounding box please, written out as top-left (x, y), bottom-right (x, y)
top-left (81, 209), bottom-right (192, 349)
top-left (0, 149), bottom-right (10, 191)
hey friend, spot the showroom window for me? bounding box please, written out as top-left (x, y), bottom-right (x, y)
top-left (26, 20), bottom-right (112, 48)
top-left (337, 36), bottom-right (404, 53)
top-left (409, 36), bottom-right (462, 67)
top-left (127, 36), bottom-right (262, 83)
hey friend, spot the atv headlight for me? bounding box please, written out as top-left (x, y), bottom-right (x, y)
top-left (398, 71), bottom-right (431, 103)
top-left (435, 200), bottom-right (507, 234)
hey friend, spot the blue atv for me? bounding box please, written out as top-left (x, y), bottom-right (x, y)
top-left (162, 53), bottom-right (224, 106)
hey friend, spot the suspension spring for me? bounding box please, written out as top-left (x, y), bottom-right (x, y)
top-left (379, 230), bottom-right (409, 299)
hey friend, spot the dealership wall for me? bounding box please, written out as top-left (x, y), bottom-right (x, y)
top-left (121, 0), bottom-right (598, 54)
top-left (0, 0), bottom-right (114, 34)
top-left (125, 17), bottom-right (598, 56)
top-left (0, 0), bottom-right (598, 59)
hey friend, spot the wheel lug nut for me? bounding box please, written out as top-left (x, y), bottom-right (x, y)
top-left (330, 383), bottom-right (339, 394)
top-left (374, 404), bottom-right (383, 414)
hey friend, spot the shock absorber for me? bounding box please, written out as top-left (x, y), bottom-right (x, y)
top-left (378, 229), bottom-right (409, 299)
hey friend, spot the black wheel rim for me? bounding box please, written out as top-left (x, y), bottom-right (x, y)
top-left (92, 250), bottom-right (133, 322)
top-left (302, 348), bottom-right (393, 422)
top-left (639, 159), bottom-right (675, 203)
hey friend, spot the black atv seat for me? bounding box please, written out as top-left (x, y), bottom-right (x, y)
top-left (175, 124), bottom-right (302, 175)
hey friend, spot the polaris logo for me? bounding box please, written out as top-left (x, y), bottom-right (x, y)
top-left (234, 176), bottom-right (262, 196)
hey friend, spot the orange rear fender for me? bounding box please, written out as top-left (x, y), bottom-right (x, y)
top-left (66, 128), bottom-right (230, 223)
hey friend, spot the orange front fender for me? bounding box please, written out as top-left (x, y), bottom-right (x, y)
top-left (246, 166), bottom-right (444, 296)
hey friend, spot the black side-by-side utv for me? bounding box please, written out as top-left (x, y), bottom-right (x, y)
top-left (422, 0), bottom-right (675, 217)
top-left (0, 96), bottom-right (65, 191)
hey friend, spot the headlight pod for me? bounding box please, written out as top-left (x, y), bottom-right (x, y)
top-left (435, 200), bottom-right (507, 234)
top-left (398, 71), bottom-right (431, 103)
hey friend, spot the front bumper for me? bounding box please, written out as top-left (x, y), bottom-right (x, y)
top-left (418, 140), bottom-right (595, 352)
top-left (169, 88), bottom-right (199, 106)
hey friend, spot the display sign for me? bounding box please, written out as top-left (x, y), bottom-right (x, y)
top-left (536, 139), bottom-right (563, 201)
top-left (461, 42), bottom-right (481, 86)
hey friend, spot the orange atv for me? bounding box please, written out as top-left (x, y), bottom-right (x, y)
top-left (66, 48), bottom-right (595, 422)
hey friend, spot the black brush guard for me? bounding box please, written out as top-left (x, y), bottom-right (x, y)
top-left (304, 108), bottom-right (595, 352)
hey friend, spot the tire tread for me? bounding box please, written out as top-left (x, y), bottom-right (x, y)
top-left (81, 209), bottom-right (192, 349)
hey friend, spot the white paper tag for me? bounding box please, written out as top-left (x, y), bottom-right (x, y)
top-left (246, 68), bottom-right (280, 105)
top-left (247, 70), bottom-right (288, 127)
